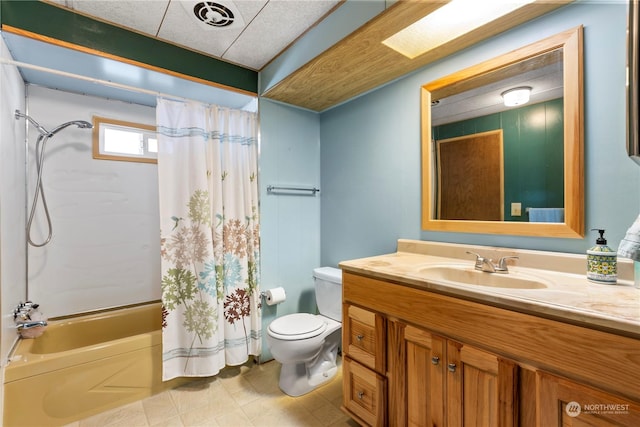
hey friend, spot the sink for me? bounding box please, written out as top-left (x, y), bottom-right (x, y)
top-left (417, 265), bottom-right (550, 289)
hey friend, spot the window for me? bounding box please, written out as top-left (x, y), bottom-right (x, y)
top-left (93, 116), bottom-right (157, 163)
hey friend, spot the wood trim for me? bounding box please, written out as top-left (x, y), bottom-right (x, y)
top-left (343, 272), bottom-right (640, 403)
top-left (92, 116), bottom-right (157, 164)
top-left (1, 25), bottom-right (257, 98)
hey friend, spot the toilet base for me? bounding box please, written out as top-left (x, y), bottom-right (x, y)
top-left (279, 361), bottom-right (338, 397)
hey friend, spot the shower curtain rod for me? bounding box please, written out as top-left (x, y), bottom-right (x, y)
top-left (0, 57), bottom-right (201, 104)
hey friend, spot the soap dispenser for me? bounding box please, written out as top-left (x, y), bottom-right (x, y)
top-left (587, 229), bottom-right (617, 284)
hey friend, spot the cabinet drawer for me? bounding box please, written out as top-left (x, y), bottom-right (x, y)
top-left (343, 356), bottom-right (386, 427)
top-left (344, 304), bottom-right (386, 372)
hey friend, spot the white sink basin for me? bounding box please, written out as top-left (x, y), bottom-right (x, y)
top-left (417, 265), bottom-right (550, 289)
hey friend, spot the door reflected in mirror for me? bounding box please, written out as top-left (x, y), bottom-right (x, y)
top-left (421, 27), bottom-right (584, 238)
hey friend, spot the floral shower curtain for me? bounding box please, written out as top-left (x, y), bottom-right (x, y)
top-left (157, 98), bottom-right (261, 381)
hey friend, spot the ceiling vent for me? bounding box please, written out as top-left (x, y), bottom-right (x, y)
top-left (181, 1), bottom-right (245, 30)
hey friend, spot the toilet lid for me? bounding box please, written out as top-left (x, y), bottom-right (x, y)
top-left (269, 313), bottom-right (326, 340)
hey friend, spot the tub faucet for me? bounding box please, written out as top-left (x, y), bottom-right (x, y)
top-left (13, 301), bottom-right (39, 322)
top-left (16, 320), bottom-right (48, 331)
top-left (466, 251), bottom-right (519, 274)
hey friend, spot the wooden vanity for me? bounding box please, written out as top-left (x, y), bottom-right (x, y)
top-left (339, 240), bottom-right (640, 426)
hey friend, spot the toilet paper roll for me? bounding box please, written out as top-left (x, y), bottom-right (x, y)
top-left (264, 287), bottom-right (286, 306)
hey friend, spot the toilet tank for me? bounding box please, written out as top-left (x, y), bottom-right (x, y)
top-left (313, 267), bottom-right (342, 322)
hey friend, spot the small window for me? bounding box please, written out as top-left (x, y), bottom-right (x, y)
top-left (93, 116), bottom-right (157, 163)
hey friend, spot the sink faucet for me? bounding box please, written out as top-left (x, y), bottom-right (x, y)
top-left (466, 251), bottom-right (519, 274)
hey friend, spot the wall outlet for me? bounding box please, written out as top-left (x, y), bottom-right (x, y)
top-left (511, 202), bottom-right (522, 216)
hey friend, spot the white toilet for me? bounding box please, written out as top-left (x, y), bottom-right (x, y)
top-left (266, 267), bottom-right (342, 397)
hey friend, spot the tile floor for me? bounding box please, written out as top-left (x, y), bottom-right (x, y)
top-left (65, 358), bottom-right (359, 427)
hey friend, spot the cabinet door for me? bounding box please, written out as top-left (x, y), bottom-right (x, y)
top-left (404, 325), bottom-right (446, 427)
top-left (446, 341), bottom-right (518, 427)
top-left (538, 371), bottom-right (640, 427)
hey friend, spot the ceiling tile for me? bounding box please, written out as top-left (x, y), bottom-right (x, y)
top-left (157, 0), bottom-right (266, 60)
top-left (62, 0), bottom-right (170, 36)
top-left (223, 0), bottom-right (340, 70)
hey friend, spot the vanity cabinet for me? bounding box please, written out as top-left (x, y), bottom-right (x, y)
top-left (341, 270), bottom-right (640, 427)
top-left (537, 371), bottom-right (640, 426)
top-left (389, 322), bottom-right (517, 427)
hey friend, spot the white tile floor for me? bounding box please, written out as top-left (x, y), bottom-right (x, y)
top-left (64, 359), bottom-right (358, 427)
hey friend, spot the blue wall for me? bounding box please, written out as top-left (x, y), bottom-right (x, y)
top-left (320, 2), bottom-right (640, 267)
top-left (258, 99), bottom-right (321, 360)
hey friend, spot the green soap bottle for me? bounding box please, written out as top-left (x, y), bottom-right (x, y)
top-left (587, 229), bottom-right (617, 284)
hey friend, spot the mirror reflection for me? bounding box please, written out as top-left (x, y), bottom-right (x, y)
top-left (421, 27), bottom-right (584, 238)
top-left (431, 49), bottom-right (564, 222)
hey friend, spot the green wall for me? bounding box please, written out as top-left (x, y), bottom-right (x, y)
top-left (433, 98), bottom-right (564, 222)
top-left (0, 0), bottom-right (257, 94)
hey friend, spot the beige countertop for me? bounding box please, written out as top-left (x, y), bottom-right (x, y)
top-left (339, 240), bottom-right (640, 338)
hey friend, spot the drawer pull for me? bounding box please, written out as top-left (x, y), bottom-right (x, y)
top-left (356, 334), bottom-right (364, 342)
top-left (431, 356), bottom-right (440, 365)
top-left (357, 391), bottom-right (365, 400)
top-left (447, 363), bottom-right (457, 373)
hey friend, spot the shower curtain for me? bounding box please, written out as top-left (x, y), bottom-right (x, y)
top-left (157, 98), bottom-right (261, 381)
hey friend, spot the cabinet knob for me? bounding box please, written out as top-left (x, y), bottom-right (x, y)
top-left (447, 363), bottom-right (457, 373)
top-left (431, 356), bottom-right (440, 365)
top-left (356, 334), bottom-right (364, 342)
top-left (357, 391), bottom-right (365, 400)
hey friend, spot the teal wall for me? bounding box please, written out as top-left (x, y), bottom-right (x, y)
top-left (258, 99), bottom-right (321, 360)
top-left (320, 1), bottom-right (640, 267)
top-left (433, 99), bottom-right (564, 222)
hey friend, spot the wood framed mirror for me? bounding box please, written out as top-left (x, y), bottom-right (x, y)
top-left (421, 26), bottom-right (584, 238)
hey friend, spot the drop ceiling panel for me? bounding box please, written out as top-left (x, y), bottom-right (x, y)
top-left (158, 0), bottom-right (267, 61)
top-left (45, 0), bottom-right (345, 71)
top-left (223, 0), bottom-right (340, 70)
top-left (50, 0), bottom-right (170, 36)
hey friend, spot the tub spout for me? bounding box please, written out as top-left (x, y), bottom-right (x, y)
top-left (16, 320), bottom-right (48, 331)
top-left (16, 320), bottom-right (48, 339)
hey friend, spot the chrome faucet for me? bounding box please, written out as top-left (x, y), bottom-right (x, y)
top-left (13, 301), bottom-right (39, 322)
top-left (466, 251), bottom-right (518, 274)
top-left (16, 320), bottom-right (48, 331)
top-left (13, 301), bottom-right (48, 336)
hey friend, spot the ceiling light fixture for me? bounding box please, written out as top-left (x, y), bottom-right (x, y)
top-left (382, 0), bottom-right (536, 59)
top-left (501, 86), bottom-right (532, 107)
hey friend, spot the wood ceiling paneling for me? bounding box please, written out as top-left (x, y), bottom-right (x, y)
top-left (262, 0), bottom-right (572, 112)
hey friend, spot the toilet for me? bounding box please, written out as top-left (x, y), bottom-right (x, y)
top-left (266, 267), bottom-right (342, 397)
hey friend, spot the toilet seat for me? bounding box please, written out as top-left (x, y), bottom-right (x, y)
top-left (268, 313), bottom-right (327, 341)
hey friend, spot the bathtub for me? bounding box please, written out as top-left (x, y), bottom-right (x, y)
top-left (3, 302), bottom-right (188, 427)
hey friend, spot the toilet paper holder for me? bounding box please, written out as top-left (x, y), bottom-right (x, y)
top-left (260, 287), bottom-right (287, 306)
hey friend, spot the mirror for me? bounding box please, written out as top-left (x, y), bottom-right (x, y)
top-left (421, 26), bottom-right (584, 238)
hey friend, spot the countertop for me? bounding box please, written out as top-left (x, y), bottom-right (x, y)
top-left (339, 240), bottom-right (640, 338)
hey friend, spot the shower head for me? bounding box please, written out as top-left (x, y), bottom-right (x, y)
top-left (15, 110), bottom-right (93, 137)
top-left (49, 120), bottom-right (93, 135)
top-left (15, 110), bottom-right (50, 136)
